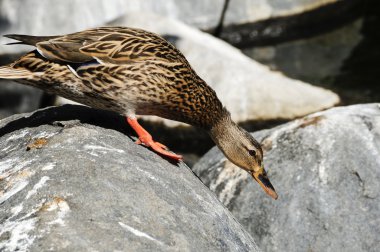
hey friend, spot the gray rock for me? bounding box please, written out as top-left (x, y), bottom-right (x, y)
top-left (219, 0), bottom-right (364, 47)
top-left (0, 105), bottom-right (260, 252)
top-left (224, 0), bottom-right (339, 26)
top-left (245, 18), bottom-right (363, 86)
top-left (193, 104), bottom-right (380, 252)
top-left (332, 4), bottom-right (380, 105)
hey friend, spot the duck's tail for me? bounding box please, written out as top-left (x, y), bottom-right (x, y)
top-left (4, 34), bottom-right (59, 46)
top-left (0, 65), bottom-right (33, 79)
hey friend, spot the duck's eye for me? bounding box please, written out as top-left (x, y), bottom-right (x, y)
top-left (248, 149), bottom-right (256, 157)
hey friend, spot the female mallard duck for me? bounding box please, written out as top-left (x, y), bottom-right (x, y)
top-left (0, 27), bottom-right (277, 199)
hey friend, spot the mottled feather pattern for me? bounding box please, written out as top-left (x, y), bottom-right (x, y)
top-left (1, 27), bottom-right (227, 128)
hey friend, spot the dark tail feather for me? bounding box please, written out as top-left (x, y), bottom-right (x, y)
top-left (4, 34), bottom-right (59, 46)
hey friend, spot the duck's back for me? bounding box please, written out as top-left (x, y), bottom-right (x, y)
top-left (2, 27), bottom-right (226, 128)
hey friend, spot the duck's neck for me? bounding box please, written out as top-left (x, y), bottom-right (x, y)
top-left (208, 112), bottom-right (242, 153)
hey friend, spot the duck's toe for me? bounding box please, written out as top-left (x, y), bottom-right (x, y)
top-left (149, 141), bottom-right (183, 161)
top-left (127, 116), bottom-right (182, 161)
top-left (135, 136), bottom-right (182, 161)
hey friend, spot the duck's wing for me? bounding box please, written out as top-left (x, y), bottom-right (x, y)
top-left (5, 27), bottom-right (182, 64)
top-left (78, 27), bottom-right (181, 64)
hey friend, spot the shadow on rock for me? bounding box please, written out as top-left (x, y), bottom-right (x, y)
top-left (0, 104), bottom-right (134, 139)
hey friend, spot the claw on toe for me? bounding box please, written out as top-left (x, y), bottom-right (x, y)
top-left (135, 137), bottom-right (181, 160)
top-left (149, 141), bottom-right (182, 160)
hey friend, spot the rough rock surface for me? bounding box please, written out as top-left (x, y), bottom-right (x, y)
top-left (193, 104), bottom-right (380, 252)
top-left (109, 12), bottom-right (339, 126)
top-left (245, 19), bottom-right (363, 85)
top-left (0, 105), bottom-right (260, 252)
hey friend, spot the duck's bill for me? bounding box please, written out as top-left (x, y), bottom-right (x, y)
top-left (251, 168), bottom-right (278, 200)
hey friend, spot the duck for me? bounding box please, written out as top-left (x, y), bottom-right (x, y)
top-left (0, 26), bottom-right (278, 199)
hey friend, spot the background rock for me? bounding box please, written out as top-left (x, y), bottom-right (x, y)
top-left (332, 2), bottom-right (380, 104)
top-left (193, 103), bottom-right (380, 252)
top-left (244, 3), bottom-right (380, 106)
top-left (0, 0), bottom-right (224, 55)
top-left (0, 0), bottom-right (365, 52)
top-left (245, 19), bottom-right (363, 87)
top-left (217, 0), bottom-right (364, 47)
top-left (0, 105), bottom-right (259, 252)
top-left (225, 0), bottom-right (340, 25)
top-left (0, 80), bottom-right (43, 119)
top-left (0, 54), bottom-right (43, 120)
top-left (0, 0), bottom-right (129, 54)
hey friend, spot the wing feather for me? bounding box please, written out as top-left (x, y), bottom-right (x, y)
top-left (37, 41), bottom-right (93, 63)
top-left (6, 27), bottom-right (183, 65)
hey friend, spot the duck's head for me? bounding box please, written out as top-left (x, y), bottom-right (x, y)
top-left (209, 115), bottom-right (278, 199)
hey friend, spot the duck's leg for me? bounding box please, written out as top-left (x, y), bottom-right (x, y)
top-left (126, 117), bottom-right (183, 161)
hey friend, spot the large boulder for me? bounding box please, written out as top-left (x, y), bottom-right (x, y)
top-left (193, 104), bottom-right (380, 252)
top-left (0, 105), bottom-right (260, 252)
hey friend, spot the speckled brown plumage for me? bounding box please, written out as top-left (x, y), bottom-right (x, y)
top-left (0, 26), bottom-right (278, 199)
top-left (3, 27), bottom-right (226, 129)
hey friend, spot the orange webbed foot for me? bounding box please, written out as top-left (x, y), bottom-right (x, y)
top-left (126, 117), bottom-right (182, 161)
top-left (141, 140), bottom-right (182, 160)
